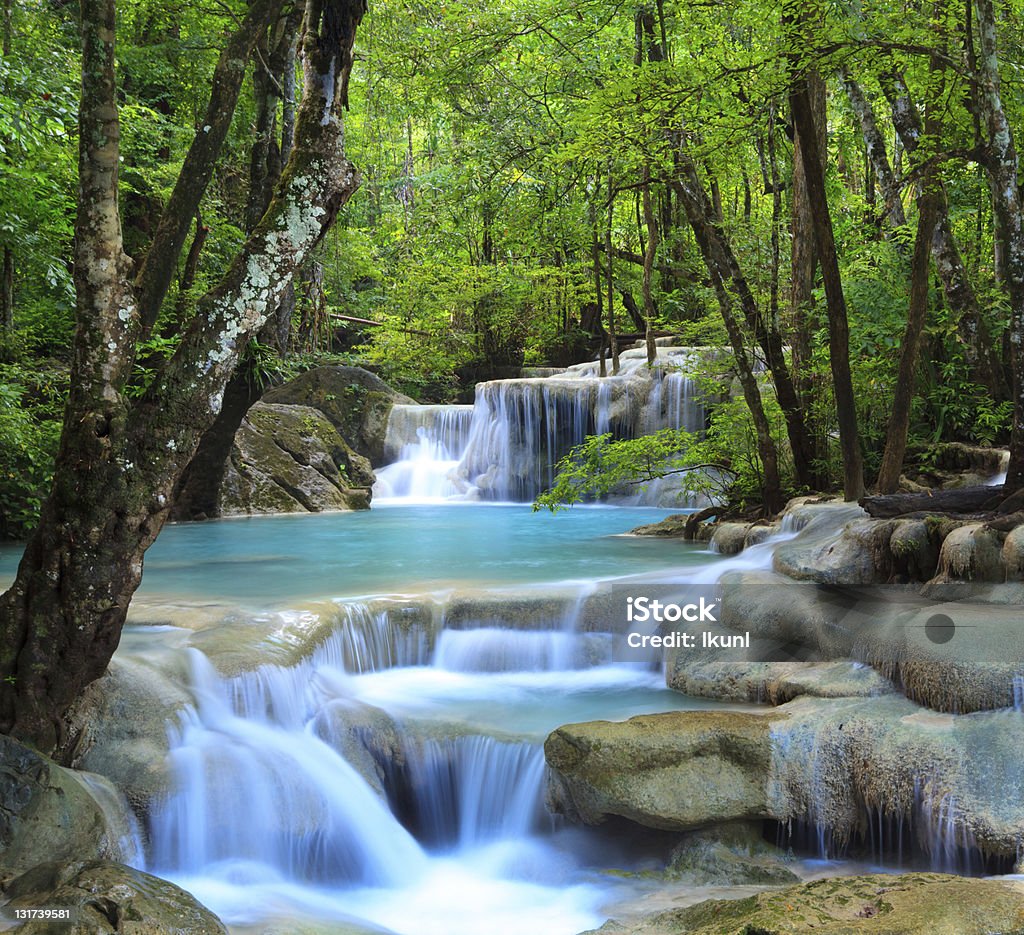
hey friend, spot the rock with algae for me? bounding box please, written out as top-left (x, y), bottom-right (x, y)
top-left (578, 873), bottom-right (1024, 934)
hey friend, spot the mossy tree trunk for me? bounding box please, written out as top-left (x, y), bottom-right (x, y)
top-left (0, 0), bottom-right (367, 754)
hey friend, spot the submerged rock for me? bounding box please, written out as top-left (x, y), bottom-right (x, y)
top-left (580, 873), bottom-right (1024, 934)
top-left (1, 860), bottom-right (226, 934)
top-left (221, 402), bottom-right (374, 515)
top-left (666, 823), bottom-right (799, 886)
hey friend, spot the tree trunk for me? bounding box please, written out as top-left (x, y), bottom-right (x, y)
top-left (672, 156), bottom-right (815, 490)
top-left (841, 71), bottom-right (907, 229)
top-left (0, 0), bottom-right (368, 754)
top-left (789, 67), bottom-right (825, 474)
top-left (879, 70), bottom-right (1008, 400)
top-left (641, 171), bottom-right (659, 366)
top-left (133, 0), bottom-right (284, 336)
top-left (972, 0), bottom-right (1024, 490)
top-left (174, 7), bottom-right (303, 521)
top-left (0, 247), bottom-right (12, 332)
top-left (861, 486), bottom-right (998, 518)
top-left (877, 180), bottom-right (939, 492)
top-left (674, 165), bottom-right (784, 513)
top-left (786, 12), bottom-right (865, 500)
top-left (605, 168), bottom-right (619, 374)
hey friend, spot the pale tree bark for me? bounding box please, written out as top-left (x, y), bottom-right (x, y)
top-left (840, 70), bottom-right (907, 229)
top-left (605, 167), bottom-right (620, 374)
top-left (971, 0), bottom-right (1024, 491)
top-left (641, 165), bottom-right (659, 366)
top-left (877, 69), bottom-right (1008, 400)
top-left (0, 0), bottom-right (367, 753)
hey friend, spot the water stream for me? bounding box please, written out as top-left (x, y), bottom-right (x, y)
top-left (0, 361), bottom-right (1003, 933)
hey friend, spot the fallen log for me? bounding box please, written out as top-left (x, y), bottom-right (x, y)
top-left (860, 486), bottom-right (999, 518)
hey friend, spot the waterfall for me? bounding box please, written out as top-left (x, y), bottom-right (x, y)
top-left (374, 347), bottom-right (707, 505)
top-left (388, 736), bottom-right (547, 850)
top-left (434, 629), bottom-right (579, 673)
top-left (375, 405), bottom-right (475, 501)
top-left (150, 650), bottom-right (427, 886)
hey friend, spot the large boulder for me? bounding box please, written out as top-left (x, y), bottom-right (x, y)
top-left (544, 710), bottom-right (782, 831)
top-left (221, 402), bottom-right (374, 515)
top-left (263, 365), bottom-right (414, 465)
top-left (67, 656), bottom-right (192, 819)
top-left (1, 860), bottom-right (226, 934)
top-left (581, 873), bottom-right (1024, 935)
top-left (0, 736), bottom-right (140, 884)
top-left (545, 696), bottom-right (1024, 862)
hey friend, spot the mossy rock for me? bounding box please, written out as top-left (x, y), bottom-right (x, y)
top-left (579, 873), bottom-right (1024, 934)
top-left (666, 823), bottom-right (799, 886)
top-left (629, 514), bottom-right (695, 538)
top-left (220, 403), bottom-right (372, 515)
top-left (0, 737), bottom-right (139, 884)
top-left (263, 366), bottom-right (414, 465)
top-left (544, 710), bottom-right (782, 831)
top-left (1, 860), bottom-right (227, 934)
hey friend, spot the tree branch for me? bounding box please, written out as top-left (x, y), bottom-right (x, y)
top-left (133, 0), bottom-right (284, 337)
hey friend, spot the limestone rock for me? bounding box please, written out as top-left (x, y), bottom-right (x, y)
top-left (1004, 525), bottom-right (1024, 580)
top-left (580, 873), bottom-right (1024, 935)
top-left (0, 736), bottom-right (139, 884)
top-left (708, 523), bottom-right (751, 555)
top-left (67, 656), bottom-right (191, 818)
top-left (544, 710), bottom-right (781, 831)
top-left (629, 514), bottom-right (694, 538)
top-left (221, 402), bottom-right (373, 515)
top-left (773, 517), bottom-right (896, 586)
top-left (311, 700), bottom-right (403, 798)
top-left (545, 696), bottom-right (1024, 862)
top-left (933, 523), bottom-right (1005, 583)
top-left (263, 365), bottom-right (414, 465)
top-left (1, 860), bottom-right (226, 934)
top-left (666, 823), bottom-right (799, 886)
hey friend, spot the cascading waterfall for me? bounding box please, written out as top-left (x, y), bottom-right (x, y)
top-left (91, 503), bottom-right (1012, 934)
top-left (145, 578), bottom-right (680, 934)
top-left (150, 650), bottom-right (427, 886)
top-left (373, 347), bottom-right (708, 504)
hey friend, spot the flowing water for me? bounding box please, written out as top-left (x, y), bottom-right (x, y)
top-left (0, 361), bottom-right (1002, 932)
top-left (0, 504), bottom-right (760, 935)
top-left (106, 505), bottom-right (753, 935)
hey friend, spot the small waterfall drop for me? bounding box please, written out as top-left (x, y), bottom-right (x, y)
top-left (388, 736), bottom-right (547, 850)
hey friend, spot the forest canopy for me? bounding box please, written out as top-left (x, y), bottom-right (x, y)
top-left (1, 0), bottom-right (1023, 529)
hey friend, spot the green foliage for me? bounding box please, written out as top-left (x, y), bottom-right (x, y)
top-left (0, 365), bottom-right (63, 538)
top-left (534, 385), bottom-right (790, 512)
